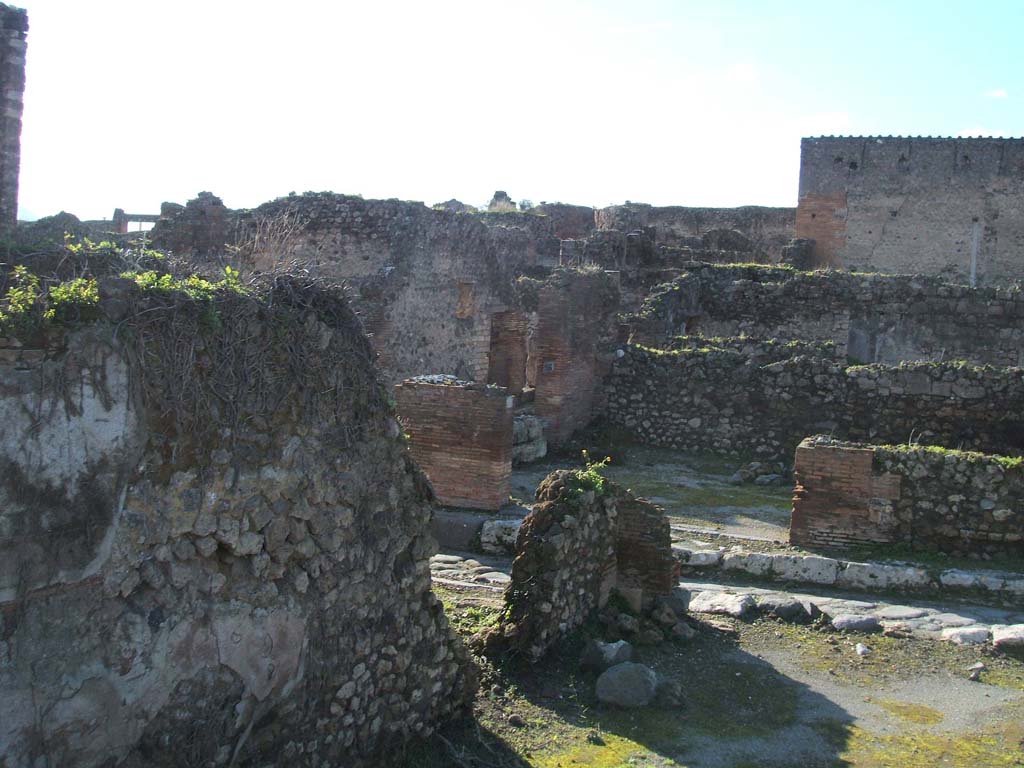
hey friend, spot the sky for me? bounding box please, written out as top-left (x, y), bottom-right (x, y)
top-left (16, 0), bottom-right (1023, 220)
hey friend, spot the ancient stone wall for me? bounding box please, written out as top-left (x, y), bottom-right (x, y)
top-left (795, 136), bottom-right (1024, 285)
top-left (151, 192), bottom-right (563, 386)
top-left (0, 3), bottom-right (26, 231)
top-left (533, 202), bottom-right (596, 239)
top-left (662, 334), bottom-right (837, 363)
top-left (630, 263), bottom-right (1024, 366)
top-left (0, 277), bottom-right (475, 767)
top-left (149, 192), bottom-right (230, 258)
top-left (482, 471), bottom-right (672, 661)
top-left (605, 345), bottom-right (1024, 459)
top-left (394, 376), bottom-right (513, 511)
top-left (595, 203), bottom-right (795, 259)
top-left (791, 436), bottom-right (1024, 557)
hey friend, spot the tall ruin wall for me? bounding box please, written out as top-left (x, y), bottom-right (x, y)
top-left (0, 277), bottom-right (475, 767)
top-left (605, 345), bottom-right (1024, 459)
top-left (0, 3), bottom-right (26, 231)
top-left (148, 193), bottom-right (795, 393)
top-left (148, 192), bottom-right (562, 386)
top-left (796, 136), bottom-right (1024, 285)
top-left (630, 263), bottom-right (1024, 367)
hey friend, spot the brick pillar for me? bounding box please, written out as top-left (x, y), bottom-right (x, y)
top-left (790, 437), bottom-right (900, 549)
top-left (395, 377), bottom-right (513, 511)
top-left (486, 310), bottom-right (529, 393)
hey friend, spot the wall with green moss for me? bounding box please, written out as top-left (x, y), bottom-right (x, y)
top-left (606, 344), bottom-right (1024, 459)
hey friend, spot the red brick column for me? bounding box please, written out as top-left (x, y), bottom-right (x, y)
top-left (789, 438), bottom-right (901, 549)
top-left (395, 377), bottom-right (513, 511)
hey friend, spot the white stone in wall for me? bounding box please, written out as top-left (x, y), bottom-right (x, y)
top-left (480, 519), bottom-right (522, 554)
top-left (836, 562), bottom-right (931, 590)
top-left (769, 554), bottom-right (839, 585)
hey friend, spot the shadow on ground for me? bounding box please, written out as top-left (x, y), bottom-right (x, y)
top-left (399, 618), bottom-right (857, 768)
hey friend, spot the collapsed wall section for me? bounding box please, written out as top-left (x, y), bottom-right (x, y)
top-left (791, 436), bottom-right (1024, 556)
top-left (395, 376), bottom-right (513, 511)
top-left (481, 471), bottom-right (673, 661)
top-left (606, 345), bottom-right (1024, 459)
top-left (0, 277), bottom-right (476, 768)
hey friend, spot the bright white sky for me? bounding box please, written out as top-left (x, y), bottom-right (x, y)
top-left (17, 0), bottom-right (1022, 220)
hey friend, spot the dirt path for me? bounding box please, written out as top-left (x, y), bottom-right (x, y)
top-left (511, 446), bottom-right (793, 541)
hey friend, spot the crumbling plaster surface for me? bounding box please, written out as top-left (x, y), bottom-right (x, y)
top-left (0, 280), bottom-right (476, 768)
top-left (0, 330), bottom-right (143, 599)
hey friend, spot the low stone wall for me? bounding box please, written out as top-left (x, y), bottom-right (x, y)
top-left (629, 263), bottom-right (1024, 367)
top-left (395, 376), bottom-right (513, 511)
top-left (481, 472), bottom-right (673, 660)
top-left (605, 345), bottom-right (1024, 458)
top-left (791, 436), bottom-right (1024, 556)
top-left (1, 277), bottom-right (476, 767)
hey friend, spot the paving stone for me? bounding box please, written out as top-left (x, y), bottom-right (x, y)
top-left (939, 569), bottom-right (980, 589)
top-left (431, 554), bottom-right (464, 565)
top-left (831, 614), bottom-right (882, 633)
top-left (755, 594), bottom-right (813, 623)
top-left (941, 626), bottom-right (990, 645)
top-left (475, 571), bottom-right (511, 584)
top-left (688, 591), bottom-right (757, 619)
top-left (992, 624), bottom-right (1024, 649)
top-left (873, 606), bottom-right (930, 620)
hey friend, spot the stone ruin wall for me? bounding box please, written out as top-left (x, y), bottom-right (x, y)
top-left (0, 3), bottom-right (26, 232)
top-left (149, 192), bottom-right (559, 387)
top-left (0, 278), bottom-right (475, 767)
top-left (481, 471), bottom-right (673, 661)
top-left (796, 136), bottom-right (1024, 285)
top-left (791, 436), bottom-right (1024, 557)
top-left (147, 193), bottom-right (797, 391)
top-left (605, 344), bottom-right (1024, 460)
top-left (594, 203), bottom-right (796, 259)
top-left (630, 263), bottom-right (1024, 367)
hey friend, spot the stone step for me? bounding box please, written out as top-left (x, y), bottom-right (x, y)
top-left (671, 544), bottom-right (1024, 603)
top-left (678, 579), bottom-right (1024, 649)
